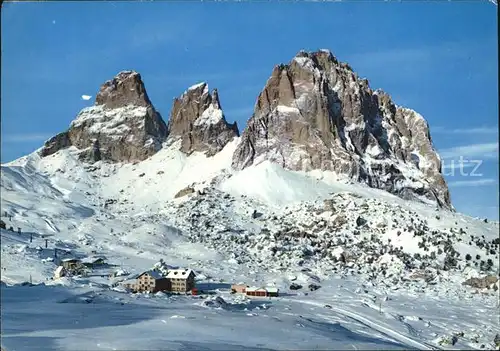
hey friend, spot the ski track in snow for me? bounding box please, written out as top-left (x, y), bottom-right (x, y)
top-left (285, 298), bottom-right (435, 350)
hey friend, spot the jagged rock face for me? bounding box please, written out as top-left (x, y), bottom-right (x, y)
top-left (95, 71), bottom-right (152, 109)
top-left (40, 132), bottom-right (72, 158)
top-left (232, 50), bottom-right (451, 208)
top-left (167, 83), bottom-right (239, 156)
top-left (40, 71), bottom-right (168, 163)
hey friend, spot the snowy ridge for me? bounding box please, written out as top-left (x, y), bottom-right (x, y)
top-left (276, 105), bottom-right (300, 115)
top-left (220, 161), bottom-right (334, 206)
top-left (187, 82), bottom-right (206, 91)
top-left (70, 105), bottom-right (149, 137)
top-left (193, 103), bottom-right (224, 127)
top-left (181, 81), bottom-right (209, 99)
top-left (293, 56), bottom-right (320, 75)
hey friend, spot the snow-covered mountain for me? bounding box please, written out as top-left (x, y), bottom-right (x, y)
top-left (41, 71), bottom-right (168, 163)
top-left (1, 50), bottom-right (499, 350)
top-left (39, 50), bottom-right (449, 209)
top-left (233, 50), bottom-right (450, 209)
top-left (167, 82), bottom-right (239, 156)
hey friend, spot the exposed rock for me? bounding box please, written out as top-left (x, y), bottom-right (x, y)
top-left (214, 296), bottom-right (227, 306)
top-left (308, 283), bottom-right (321, 291)
top-left (289, 283), bottom-right (302, 290)
top-left (252, 210), bottom-right (263, 219)
top-left (95, 71), bottom-right (152, 109)
top-left (409, 271), bottom-right (435, 282)
top-left (77, 139), bottom-right (102, 163)
top-left (40, 132), bottom-right (71, 157)
top-left (323, 199), bottom-right (334, 212)
top-left (333, 215), bottom-right (347, 227)
top-left (167, 82), bottom-right (239, 156)
top-left (462, 275), bottom-right (498, 289)
top-left (104, 199), bottom-right (117, 207)
top-left (40, 71), bottom-right (168, 163)
top-left (174, 186), bottom-right (196, 198)
top-left (232, 50), bottom-right (451, 209)
top-left (356, 216), bottom-right (367, 227)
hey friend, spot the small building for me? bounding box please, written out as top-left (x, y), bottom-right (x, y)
top-left (266, 287), bottom-right (279, 297)
top-left (122, 270), bottom-right (170, 293)
top-left (245, 286), bottom-right (279, 297)
top-left (246, 287), bottom-right (268, 297)
top-left (109, 269), bottom-right (129, 278)
top-left (54, 266), bottom-right (67, 279)
top-left (119, 272), bottom-right (140, 285)
top-left (166, 269), bottom-right (196, 293)
top-left (81, 256), bottom-right (107, 268)
top-left (231, 284), bottom-right (248, 294)
top-left (121, 278), bottom-right (138, 290)
top-left (61, 258), bottom-right (82, 270)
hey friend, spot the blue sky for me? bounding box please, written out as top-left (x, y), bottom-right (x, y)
top-left (1, 1), bottom-right (498, 219)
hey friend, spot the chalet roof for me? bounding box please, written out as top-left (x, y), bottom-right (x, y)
top-left (125, 273), bottom-right (140, 280)
top-left (138, 270), bottom-right (164, 279)
top-left (266, 287), bottom-right (279, 293)
top-left (81, 256), bottom-right (107, 264)
top-left (166, 269), bottom-right (194, 279)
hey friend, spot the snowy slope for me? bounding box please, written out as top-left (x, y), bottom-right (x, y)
top-left (1, 144), bottom-right (499, 351)
top-left (219, 161), bottom-right (334, 206)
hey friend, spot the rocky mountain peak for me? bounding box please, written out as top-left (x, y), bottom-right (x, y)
top-left (167, 82), bottom-right (239, 156)
top-left (95, 70), bottom-right (152, 109)
top-left (232, 49), bottom-right (452, 209)
top-left (296, 48), bottom-right (336, 63)
top-left (210, 88), bottom-right (222, 110)
top-left (40, 71), bottom-right (167, 163)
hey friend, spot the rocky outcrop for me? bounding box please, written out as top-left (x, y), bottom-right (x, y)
top-left (40, 71), bottom-right (168, 163)
top-left (167, 82), bottom-right (239, 156)
top-left (462, 275), bottom-right (498, 289)
top-left (95, 71), bottom-right (152, 109)
top-left (174, 186), bottom-right (196, 198)
top-left (40, 132), bottom-right (72, 158)
top-left (232, 50), bottom-right (451, 208)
